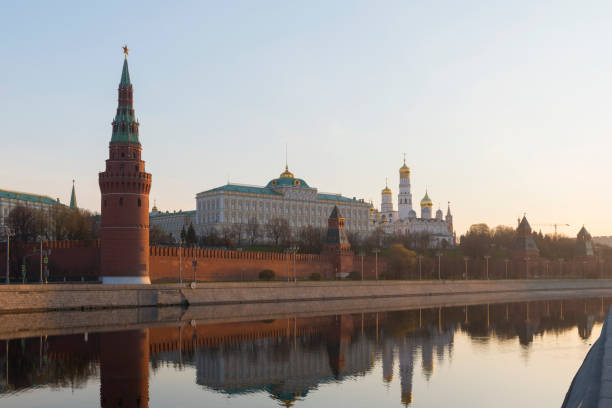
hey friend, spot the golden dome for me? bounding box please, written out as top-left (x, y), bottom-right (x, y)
top-left (420, 191), bottom-right (433, 207)
top-left (382, 186), bottom-right (392, 195)
top-left (279, 165), bottom-right (294, 178)
top-left (399, 158), bottom-right (410, 177)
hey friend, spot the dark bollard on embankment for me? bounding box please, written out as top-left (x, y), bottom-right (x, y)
top-left (563, 306), bottom-right (612, 408)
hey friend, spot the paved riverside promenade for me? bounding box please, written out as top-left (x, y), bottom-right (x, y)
top-left (563, 305), bottom-right (612, 408)
top-left (2, 279), bottom-right (612, 313)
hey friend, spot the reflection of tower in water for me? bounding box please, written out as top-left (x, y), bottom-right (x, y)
top-left (382, 336), bottom-right (394, 383)
top-left (100, 329), bottom-right (149, 408)
top-left (421, 334), bottom-right (434, 380)
top-left (399, 336), bottom-right (415, 406)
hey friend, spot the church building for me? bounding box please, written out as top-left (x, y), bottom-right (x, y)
top-left (371, 158), bottom-right (455, 248)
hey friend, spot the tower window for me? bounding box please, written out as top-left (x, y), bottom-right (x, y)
top-left (104, 200), bottom-right (107, 208)
top-left (119, 197), bottom-right (123, 206)
top-left (138, 198), bottom-right (141, 207)
top-left (121, 152), bottom-right (125, 158)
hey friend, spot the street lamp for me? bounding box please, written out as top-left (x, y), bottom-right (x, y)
top-left (290, 246), bottom-right (299, 283)
top-left (192, 258), bottom-right (197, 283)
top-left (484, 255), bottom-right (491, 280)
top-left (504, 258), bottom-right (509, 280)
top-left (284, 247), bottom-right (291, 282)
top-left (436, 252), bottom-right (442, 280)
top-left (558, 258), bottom-right (564, 279)
top-left (359, 251), bottom-right (365, 280)
top-left (372, 249), bottom-right (381, 281)
top-left (524, 257), bottom-right (530, 279)
top-left (37, 235), bottom-right (43, 283)
top-left (2, 226), bottom-right (14, 284)
top-left (417, 255), bottom-right (424, 280)
top-left (178, 239), bottom-right (183, 284)
top-left (463, 257), bottom-right (469, 280)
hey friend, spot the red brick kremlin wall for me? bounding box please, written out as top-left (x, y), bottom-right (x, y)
top-left (149, 247), bottom-right (385, 281)
top-left (0, 240), bottom-right (385, 282)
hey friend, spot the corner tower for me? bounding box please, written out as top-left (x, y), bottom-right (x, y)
top-left (398, 155), bottom-right (412, 220)
top-left (323, 206), bottom-right (354, 276)
top-left (98, 48), bottom-right (152, 284)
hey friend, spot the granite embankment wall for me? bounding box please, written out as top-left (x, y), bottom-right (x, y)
top-left (563, 305), bottom-right (612, 408)
top-left (2, 279), bottom-right (612, 313)
top-left (1, 241), bottom-right (384, 282)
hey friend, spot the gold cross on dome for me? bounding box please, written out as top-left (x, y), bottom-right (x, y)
top-left (122, 45), bottom-right (129, 55)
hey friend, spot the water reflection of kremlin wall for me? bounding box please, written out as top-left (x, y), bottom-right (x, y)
top-left (0, 298), bottom-right (610, 407)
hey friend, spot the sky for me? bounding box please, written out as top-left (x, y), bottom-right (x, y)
top-left (1, 0), bottom-right (611, 236)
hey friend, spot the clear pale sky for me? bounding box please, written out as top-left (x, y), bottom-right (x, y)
top-left (1, 1), bottom-right (611, 236)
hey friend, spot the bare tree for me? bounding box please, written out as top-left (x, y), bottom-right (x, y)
top-left (297, 225), bottom-right (325, 253)
top-left (221, 225), bottom-right (233, 244)
top-left (231, 223), bottom-right (244, 246)
top-left (246, 216), bottom-right (260, 246)
top-left (265, 217), bottom-right (290, 247)
top-left (7, 206), bottom-right (39, 242)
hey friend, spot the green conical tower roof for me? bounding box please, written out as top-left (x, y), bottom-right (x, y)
top-left (110, 52), bottom-right (140, 145)
top-left (119, 57), bottom-right (131, 87)
top-left (70, 180), bottom-right (77, 209)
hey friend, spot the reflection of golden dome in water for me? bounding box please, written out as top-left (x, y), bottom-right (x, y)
top-left (401, 392), bottom-right (413, 405)
top-left (384, 374), bottom-right (394, 382)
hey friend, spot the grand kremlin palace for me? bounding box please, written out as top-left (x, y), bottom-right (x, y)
top-left (195, 165), bottom-right (371, 236)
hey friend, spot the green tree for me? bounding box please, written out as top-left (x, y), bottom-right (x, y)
top-left (460, 223), bottom-right (491, 258)
top-left (384, 244), bottom-right (417, 279)
top-left (150, 225), bottom-right (175, 245)
top-left (186, 223), bottom-right (197, 246)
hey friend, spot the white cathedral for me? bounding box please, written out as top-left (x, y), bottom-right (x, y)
top-left (370, 158), bottom-right (455, 248)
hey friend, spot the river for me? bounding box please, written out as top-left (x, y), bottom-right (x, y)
top-left (0, 295), bottom-right (607, 407)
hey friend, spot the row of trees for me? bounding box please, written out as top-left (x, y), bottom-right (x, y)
top-left (170, 217), bottom-right (328, 254)
top-left (458, 223), bottom-right (602, 261)
top-left (3, 206), bottom-right (99, 242)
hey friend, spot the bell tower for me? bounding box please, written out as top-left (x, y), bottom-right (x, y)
top-left (398, 154), bottom-right (412, 220)
top-left (98, 47), bottom-right (152, 284)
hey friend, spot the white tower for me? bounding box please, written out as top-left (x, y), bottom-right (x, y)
top-left (381, 180), bottom-right (394, 214)
top-left (420, 190), bottom-right (433, 219)
top-left (398, 154), bottom-right (412, 220)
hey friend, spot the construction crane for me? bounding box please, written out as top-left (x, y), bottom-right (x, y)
top-left (533, 223), bottom-right (570, 237)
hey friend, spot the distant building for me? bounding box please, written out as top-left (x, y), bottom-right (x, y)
top-left (149, 204), bottom-right (195, 240)
top-left (511, 216), bottom-right (539, 261)
top-left (371, 158), bottom-right (455, 248)
top-left (575, 226), bottom-right (595, 258)
top-left (195, 165), bottom-right (371, 240)
top-left (0, 188), bottom-right (67, 227)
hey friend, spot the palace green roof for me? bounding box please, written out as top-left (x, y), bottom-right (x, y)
top-left (0, 189), bottom-right (64, 206)
top-left (150, 210), bottom-right (196, 218)
top-left (316, 193), bottom-right (361, 203)
top-left (198, 184), bottom-right (365, 204)
top-left (265, 177), bottom-right (311, 188)
top-left (199, 184), bottom-right (282, 196)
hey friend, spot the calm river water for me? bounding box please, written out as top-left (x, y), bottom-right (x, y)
top-left (0, 296), bottom-right (608, 407)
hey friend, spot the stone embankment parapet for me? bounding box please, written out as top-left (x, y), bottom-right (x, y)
top-left (563, 305), bottom-right (612, 407)
top-left (2, 279), bottom-right (612, 313)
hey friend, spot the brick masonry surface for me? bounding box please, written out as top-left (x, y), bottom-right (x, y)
top-left (2, 279), bottom-right (612, 314)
